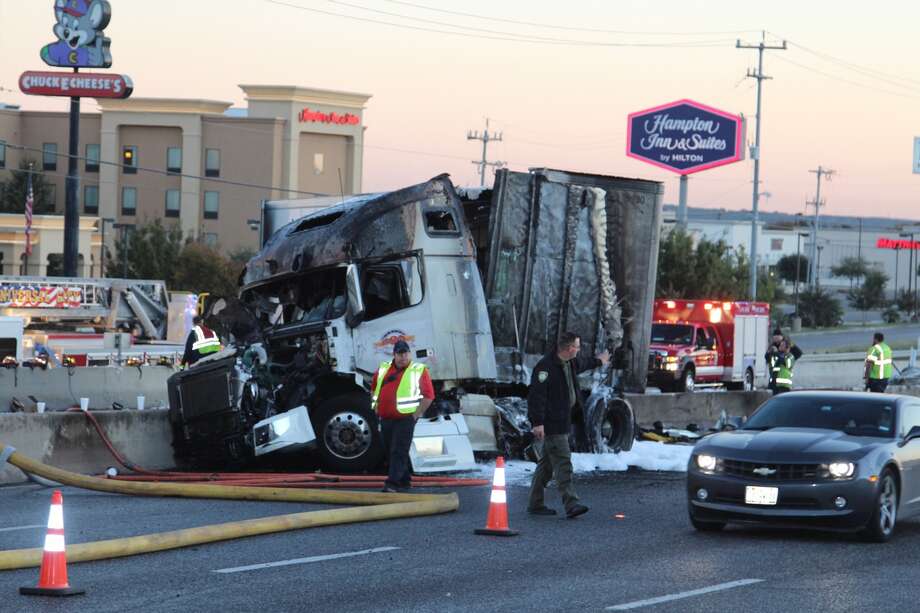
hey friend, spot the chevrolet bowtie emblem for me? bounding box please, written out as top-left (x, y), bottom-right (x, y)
top-left (753, 466), bottom-right (776, 476)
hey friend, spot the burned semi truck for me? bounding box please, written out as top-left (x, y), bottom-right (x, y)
top-left (168, 168), bottom-right (663, 472)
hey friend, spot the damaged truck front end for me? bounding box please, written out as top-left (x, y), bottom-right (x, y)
top-left (168, 176), bottom-right (486, 472)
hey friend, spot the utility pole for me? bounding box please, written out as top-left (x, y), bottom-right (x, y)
top-left (737, 32), bottom-right (786, 300)
top-left (806, 166), bottom-right (835, 287)
top-left (467, 118), bottom-right (504, 187)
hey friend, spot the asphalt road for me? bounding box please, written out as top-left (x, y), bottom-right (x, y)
top-left (2, 470), bottom-right (918, 612)
top-left (792, 323), bottom-right (920, 353)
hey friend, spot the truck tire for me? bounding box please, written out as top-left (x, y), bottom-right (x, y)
top-left (585, 396), bottom-right (636, 453)
top-left (313, 392), bottom-right (384, 473)
top-left (678, 366), bottom-right (695, 393)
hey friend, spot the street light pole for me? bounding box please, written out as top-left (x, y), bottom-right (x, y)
top-left (795, 232), bottom-right (803, 315)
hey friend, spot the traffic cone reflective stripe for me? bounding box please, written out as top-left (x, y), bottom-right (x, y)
top-left (474, 457), bottom-right (518, 537)
top-left (20, 490), bottom-right (84, 597)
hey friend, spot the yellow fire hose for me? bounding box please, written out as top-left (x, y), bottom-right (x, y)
top-left (0, 443), bottom-right (459, 570)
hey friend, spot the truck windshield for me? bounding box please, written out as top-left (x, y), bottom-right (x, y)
top-left (651, 324), bottom-right (694, 345)
top-left (743, 396), bottom-right (896, 438)
top-left (281, 268), bottom-right (347, 324)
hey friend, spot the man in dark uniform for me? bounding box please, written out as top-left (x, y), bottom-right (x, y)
top-left (527, 332), bottom-right (609, 519)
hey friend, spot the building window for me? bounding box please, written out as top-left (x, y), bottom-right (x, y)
top-left (85, 144), bottom-right (100, 173)
top-left (203, 191), bottom-right (219, 219)
top-left (83, 185), bottom-right (99, 215)
top-left (771, 238), bottom-right (784, 251)
top-left (166, 147), bottom-right (182, 174)
top-left (122, 146), bottom-right (137, 174)
top-left (122, 186), bottom-right (137, 216)
top-left (0, 140), bottom-right (6, 169)
top-left (203, 233), bottom-right (219, 248)
top-left (43, 143), bottom-right (57, 171)
top-left (205, 149), bottom-right (220, 177)
top-left (165, 189), bottom-right (180, 218)
top-left (313, 153), bottom-right (324, 175)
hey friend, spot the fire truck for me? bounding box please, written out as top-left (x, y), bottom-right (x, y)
top-left (647, 299), bottom-right (769, 392)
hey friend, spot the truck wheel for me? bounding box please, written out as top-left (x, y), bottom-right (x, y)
top-left (585, 396), bottom-right (636, 453)
top-left (743, 368), bottom-right (755, 391)
top-left (678, 367), bottom-right (695, 392)
top-left (313, 392), bottom-right (383, 473)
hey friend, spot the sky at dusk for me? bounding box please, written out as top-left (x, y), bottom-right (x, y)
top-left (2, 0), bottom-right (920, 220)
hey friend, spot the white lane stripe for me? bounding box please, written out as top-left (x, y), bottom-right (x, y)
top-left (0, 524), bottom-right (44, 533)
top-left (606, 579), bottom-right (764, 610)
top-left (212, 546), bottom-right (400, 574)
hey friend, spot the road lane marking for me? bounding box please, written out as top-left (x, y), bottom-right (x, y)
top-left (0, 524), bottom-right (44, 533)
top-left (213, 546), bottom-right (400, 574)
top-left (606, 579), bottom-right (765, 610)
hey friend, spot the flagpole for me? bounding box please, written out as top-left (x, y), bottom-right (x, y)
top-left (24, 162), bottom-right (33, 276)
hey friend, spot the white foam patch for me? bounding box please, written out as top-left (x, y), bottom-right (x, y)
top-left (476, 441), bottom-right (694, 486)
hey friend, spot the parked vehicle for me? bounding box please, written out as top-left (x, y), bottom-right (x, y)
top-left (688, 390), bottom-right (920, 542)
top-left (647, 299), bottom-right (769, 392)
top-left (168, 169), bottom-right (664, 472)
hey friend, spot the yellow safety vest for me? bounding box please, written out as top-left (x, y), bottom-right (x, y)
top-left (770, 353), bottom-right (794, 389)
top-left (372, 360), bottom-right (427, 415)
top-left (866, 343), bottom-right (893, 380)
top-left (192, 326), bottom-right (222, 355)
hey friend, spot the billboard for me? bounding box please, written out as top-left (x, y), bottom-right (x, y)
top-left (627, 99), bottom-right (744, 175)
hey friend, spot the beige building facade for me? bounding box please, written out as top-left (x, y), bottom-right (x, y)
top-left (0, 85), bottom-right (370, 273)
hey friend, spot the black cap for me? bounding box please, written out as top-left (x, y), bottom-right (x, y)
top-left (393, 340), bottom-right (411, 354)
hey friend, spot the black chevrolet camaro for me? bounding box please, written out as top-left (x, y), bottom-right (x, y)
top-left (688, 391), bottom-right (920, 541)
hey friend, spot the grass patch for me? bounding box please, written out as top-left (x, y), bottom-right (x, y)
top-left (813, 339), bottom-right (918, 354)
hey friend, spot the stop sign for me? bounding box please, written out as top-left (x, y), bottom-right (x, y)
top-left (627, 99), bottom-right (743, 175)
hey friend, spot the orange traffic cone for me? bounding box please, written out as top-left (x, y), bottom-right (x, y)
top-left (474, 456), bottom-right (519, 537)
top-left (20, 490), bottom-right (84, 597)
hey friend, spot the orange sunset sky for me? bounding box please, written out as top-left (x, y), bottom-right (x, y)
top-left (2, 0), bottom-right (920, 220)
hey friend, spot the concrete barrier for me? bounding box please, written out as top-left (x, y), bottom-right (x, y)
top-left (0, 410), bottom-right (176, 485)
top-left (0, 365), bottom-right (172, 412)
top-left (626, 391), bottom-right (773, 428)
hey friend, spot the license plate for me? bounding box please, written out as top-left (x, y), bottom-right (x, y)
top-left (745, 485), bottom-right (778, 505)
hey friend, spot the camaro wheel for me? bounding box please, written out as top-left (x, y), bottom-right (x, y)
top-left (863, 469), bottom-right (898, 542)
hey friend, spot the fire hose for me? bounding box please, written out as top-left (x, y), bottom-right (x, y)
top-left (0, 442), bottom-right (459, 570)
top-left (64, 407), bottom-right (489, 488)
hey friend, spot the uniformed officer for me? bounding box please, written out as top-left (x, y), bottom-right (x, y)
top-left (527, 332), bottom-right (609, 519)
top-left (768, 339), bottom-right (795, 395)
top-left (181, 316), bottom-right (222, 368)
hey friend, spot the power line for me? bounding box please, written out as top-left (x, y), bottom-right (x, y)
top-left (773, 53), bottom-right (920, 100)
top-left (383, 0), bottom-right (760, 36)
top-left (467, 118), bottom-right (504, 188)
top-left (4, 142), bottom-right (329, 197)
top-left (265, 0), bottom-right (735, 47)
top-left (807, 165), bottom-right (835, 287)
top-left (737, 32), bottom-right (786, 301)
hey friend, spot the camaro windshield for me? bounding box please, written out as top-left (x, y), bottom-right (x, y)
top-left (743, 396), bottom-right (896, 438)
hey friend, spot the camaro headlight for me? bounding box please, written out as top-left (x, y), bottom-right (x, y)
top-left (828, 462), bottom-right (855, 478)
top-left (696, 454), bottom-right (717, 471)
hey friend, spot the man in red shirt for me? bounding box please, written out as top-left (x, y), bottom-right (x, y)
top-left (370, 340), bottom-right (435, 492)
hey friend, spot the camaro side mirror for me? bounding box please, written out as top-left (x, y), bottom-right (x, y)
top-left (899, 425), bottom-right (920, 447)
top-left (345, 263), bottom-right (365, 328)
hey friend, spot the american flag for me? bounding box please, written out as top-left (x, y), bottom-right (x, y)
top-left (24, 169), bottom-right (33, 256)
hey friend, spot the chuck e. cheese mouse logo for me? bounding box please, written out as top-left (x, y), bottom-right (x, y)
top-left (374, 330), bottom-right (415, 354)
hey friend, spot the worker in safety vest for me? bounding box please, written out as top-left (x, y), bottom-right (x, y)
top-left (181, 316), bottom-right (222, 368)
top-left (370, 339), bottom-right (434, 493)
top-left (864, 332), bottom-right (893, 393)
top-left (768, 339), bottom-right (795, 395)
